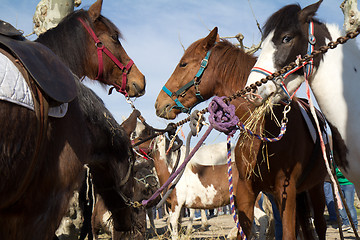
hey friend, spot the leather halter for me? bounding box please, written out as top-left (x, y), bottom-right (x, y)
top-left (162, 48), bottom-right (212, 114)
top-left (250, 20), bottom-right (316, 103)
top-left (78, 17), bottom-right (134, 97)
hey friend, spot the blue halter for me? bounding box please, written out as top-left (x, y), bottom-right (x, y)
top-left (162, 49), bottom-right (212, 114)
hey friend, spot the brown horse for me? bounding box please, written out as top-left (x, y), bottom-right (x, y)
top-left (0, 0), bottom-right (144, 239)
top-left (155, 27), bottom-right (328, 240)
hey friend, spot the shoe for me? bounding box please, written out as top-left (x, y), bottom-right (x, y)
top-left (193, 216), bottom-right (201, 221)
top-left (342, 225), bottom-right (351, 231)
top-left (347, 227), bottom-right (358, 233)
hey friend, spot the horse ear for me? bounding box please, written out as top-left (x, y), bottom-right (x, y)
top-left (298, 0), bottom-right (322, 23)
top-left (203, 27), bottom-right (218, 51)
top-left (88, 0), bottom-right (103, 21)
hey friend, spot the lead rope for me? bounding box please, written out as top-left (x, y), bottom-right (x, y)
top-left (226, 136), bottom-right (246, 239)
top-left (208, 96), bottom-right (246, 239)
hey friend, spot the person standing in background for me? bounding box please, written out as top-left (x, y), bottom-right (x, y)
top-left (336, 167), bottom-right (358, 233)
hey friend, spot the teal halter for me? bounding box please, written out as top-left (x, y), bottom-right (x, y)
top-left (162, 49), bottom-right (212, 113)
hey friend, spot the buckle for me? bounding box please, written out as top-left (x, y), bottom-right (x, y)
top-left (200, 58), bottom-right (208, 68)
top-left (308, 34), bottom-right (316, 45)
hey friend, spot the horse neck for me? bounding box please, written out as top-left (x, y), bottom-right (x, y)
top-left (309, 24), bottom-right (360, 138)
top-left (206, 43), bottom-right (256, 97)
top-left (151, 136), bottom-right (185, 185)
top-left (35, 18), bottom-right (89, 78)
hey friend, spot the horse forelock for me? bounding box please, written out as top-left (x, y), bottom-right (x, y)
top-left (262, 4), bottom-right (302, 40)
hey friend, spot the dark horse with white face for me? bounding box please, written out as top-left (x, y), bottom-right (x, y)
top-left (0, 0), bottom-right (144, 239)
top-left (245, 1), bottom-right (360, 194)
top-left (155, 27), bottom-right (328, 239)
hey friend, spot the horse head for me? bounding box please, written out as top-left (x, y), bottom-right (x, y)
top-left (155, 26), bottom-right (256, 120)
top-left (36, 0), bottom-right (146, 98)
top-left (155, 27), bottom-right (219, 119)
top-left (245, 0), bottom-right (331, 106)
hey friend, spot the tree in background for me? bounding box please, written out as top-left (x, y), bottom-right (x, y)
top-left (33, 0), bottom-right (81, 36)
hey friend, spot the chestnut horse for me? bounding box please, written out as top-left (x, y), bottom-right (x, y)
top-left (155, 27), bottom-right (328, 239)
top-left (0, 0), bottom-right (144, 239)
top-left (245, 1), bottom-right (360, 193)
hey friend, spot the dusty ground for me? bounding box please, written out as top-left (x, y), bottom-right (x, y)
top-left (146, 213), bottom-right (360, 240)
top-left (95, 211), bottom-right (360, 239)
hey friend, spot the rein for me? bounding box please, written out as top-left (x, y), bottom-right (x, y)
top-left (78, 17), bottom-right (134, 97)
top-left (161, 47), bottom-right (212, 113)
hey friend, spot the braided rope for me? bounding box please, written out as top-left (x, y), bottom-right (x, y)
top-left (227, 136), bottom-right (247, 239)
top-left (237, 121), bottom-right (287, 142)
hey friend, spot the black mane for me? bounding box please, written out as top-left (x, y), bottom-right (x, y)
top-left (262, 4), bottom-right (302, 40)
top-left (76, 81), bottom-right (130, 157)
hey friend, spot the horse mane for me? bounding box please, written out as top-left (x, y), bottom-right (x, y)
top-left (76, 81), bottom-right (130, 157)
top-left (211, 40), bottom-right (257, 89)
top-left (262, 4), bottom-right (322, 40)
top-left (35, 9), bottom-right (123, 77)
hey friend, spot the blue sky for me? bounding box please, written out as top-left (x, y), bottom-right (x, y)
top-left (0, 0), bottom-right (346, 144)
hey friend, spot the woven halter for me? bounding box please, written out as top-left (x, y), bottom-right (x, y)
top-left (162, 47), bottom-right (213, 114)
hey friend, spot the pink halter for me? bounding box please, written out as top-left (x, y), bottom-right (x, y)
top-left (78, 17), bottom-right (134, 96)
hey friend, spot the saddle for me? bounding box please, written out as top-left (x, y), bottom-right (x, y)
top-left (0, 20), bottom-right (76, 103)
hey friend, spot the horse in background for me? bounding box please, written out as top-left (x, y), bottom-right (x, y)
top-left (155, 27), bottom-right (328, 239)
top-left (134, 120), bottom-right (275, 239)
top-left (245, 1), bottom-right (360, 194)
top-left (0, 0), bottom-right (144, 238)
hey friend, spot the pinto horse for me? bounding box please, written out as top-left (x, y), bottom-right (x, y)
top-left (245, 1), bottom-right (360, 193)
top-left (134, 122), bottom-right (239, 239)
top-left (0, 0), bottom-right (144, 239)
top-left (155, 27), bottom-right (328, 239)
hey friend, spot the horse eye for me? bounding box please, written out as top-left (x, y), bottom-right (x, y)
top-left (282, 35), bottom-right (293, 44)
top-left (111, 34), bottom-right (119, 42)
top-left (179, 62), bottom-right (187, 68)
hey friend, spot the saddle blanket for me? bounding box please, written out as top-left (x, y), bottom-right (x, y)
top-left (0, 52), bottom-right (68, 117)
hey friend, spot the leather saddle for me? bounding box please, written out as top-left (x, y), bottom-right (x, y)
top-left (0, 20), bottom-right (77, 103)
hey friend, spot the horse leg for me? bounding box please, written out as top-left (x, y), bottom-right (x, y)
top-left (296, 191), bottom-right (315, 239)
top-left (185, 208), bottom-right (195, 235)
top-left (200, 209), bottom-right (209, 229)
top-left (168, 203), bottom-right (182, 240)
top-left (276, 180), bottom-right (297, 240)
top-left (146, 207), bottom-right (156, 235)
top-left (235, 180), bottom-right (257, 238)
top-left (308, 184), bottom-right (326, 240)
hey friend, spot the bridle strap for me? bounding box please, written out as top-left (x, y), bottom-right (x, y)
top-left (162, 48), bottom-right (212, 113)
top-left (78, 17), bottom-right (134, 96)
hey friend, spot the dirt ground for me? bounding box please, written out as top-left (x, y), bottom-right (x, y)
top-left (146, 213), bottom-right (360, 240)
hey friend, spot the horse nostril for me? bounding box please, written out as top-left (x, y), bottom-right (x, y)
top-left (132, 82), bottom-right (145, 96)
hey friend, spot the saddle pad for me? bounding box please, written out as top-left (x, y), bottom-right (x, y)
top-left (0, 34), bottom-right (76, 103)
top-left (0, 52), bottom-right (68, 118)
top-left (297, 101), bottom-right (328, 144)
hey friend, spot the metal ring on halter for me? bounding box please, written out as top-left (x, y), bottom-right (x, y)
top-left (95, 41), bottom-right (104, 48)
